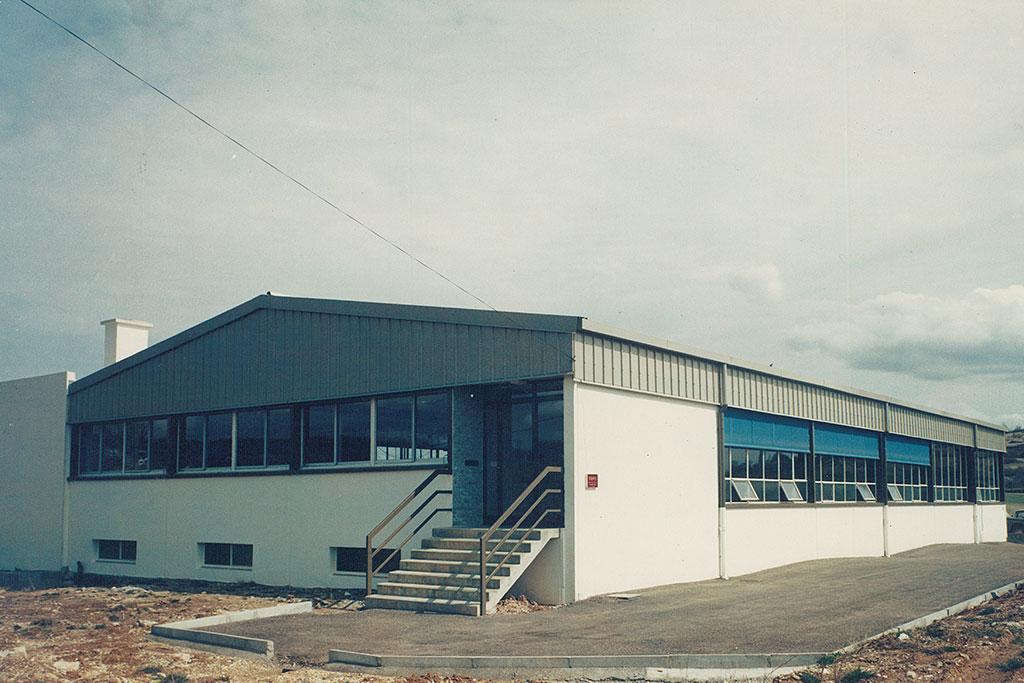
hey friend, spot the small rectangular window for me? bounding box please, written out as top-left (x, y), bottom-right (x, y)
top-left (781, 481), bottom-right (804, 502)
top-left (337, 545), bottom-right (399, 573)
top-left (731, 479), bottom-right (759, 501)
top-left (203, 542), bottom-right (253, 568)
top-left (887, 483), bottom-right (904, 502)
top-left (855, 483), bottom-right (876, 502)
top-left (96, 539), bottom-right (137, 562)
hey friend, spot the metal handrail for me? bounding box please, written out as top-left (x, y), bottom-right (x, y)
top-left (478, 465), bottom-right (563, 615)
top-left (366, 468), bottom-right (452, 594)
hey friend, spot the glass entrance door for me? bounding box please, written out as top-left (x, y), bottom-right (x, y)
top-left (483, 380), bottom-right (564, 527)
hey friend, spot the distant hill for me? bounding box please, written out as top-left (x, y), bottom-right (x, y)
top-left (1005, 429), bottom-right (1024, 492)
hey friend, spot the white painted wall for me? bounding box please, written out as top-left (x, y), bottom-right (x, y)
top-left (67, 470), bottom-right (451, 588)
top-left (886, 504), bottom-right (976, 555)
top-left (978, 504), bottom-right (1008, 543)
top-left (0, 372), bottom-right (74, 571)
top-left (569, 382), bottom-right (719, 600)
top-left (724, 506), bottom-right (884, 577)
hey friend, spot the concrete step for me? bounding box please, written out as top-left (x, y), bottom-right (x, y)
top-left (398, 558), bottom-right (513, 576)
top-left (422, 537), bottom-right (533, 553)
top-left (410, 548), bottom-right (522, 564)
top-left (387, 570), bottom-right (502, 590)
top-left (364, 593), bottom-right (480, 617)
top-left (432, 527), bottom-right (541, 541)
top-left (376, 581), bottom-right (488, 601)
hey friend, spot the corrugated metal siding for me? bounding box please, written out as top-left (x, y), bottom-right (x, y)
top-left (573, 332), bottom-right (719, 404)
top-left (69, 309), bottom-right (573, 423)
top-left (727, 367), bottom-right (886, 431)
top-left (881, 404), bottom-right (975, 447)
top-left (977, 426), bottom-right (1008, 453)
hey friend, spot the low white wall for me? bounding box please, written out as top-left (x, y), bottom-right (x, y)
top-left (570, 383), bottom-right (719, 600)
top-left (67, 469), bottom-right (451, 588)
top-left (979, 504), bottom-right (1008, 543)
top-left (0, 372), bottom-right (74, 571)
top-left (724, 506), bottom-right (884, 577)
top-left (886, 504), bottom-right (976, 555)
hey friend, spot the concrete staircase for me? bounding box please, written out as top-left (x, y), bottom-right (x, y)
top-left (364, 526), bottom-right (559, 616)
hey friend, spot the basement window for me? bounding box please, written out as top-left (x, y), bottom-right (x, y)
top-left (96, 539), bottom-right (137, 563)
top-left (336, 546), bottom-right (400, 573)
top-left (202, 543), bottom-right (253, 568)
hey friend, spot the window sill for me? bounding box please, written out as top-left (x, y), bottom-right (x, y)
top-left (201, 565), bottom-right (252, 571)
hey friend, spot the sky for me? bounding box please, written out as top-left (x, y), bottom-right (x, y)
top-left (1, 1), bottom-right (1022, 427)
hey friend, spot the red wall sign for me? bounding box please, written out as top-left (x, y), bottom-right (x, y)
top-left (586, 473), bottom-right (599, 489)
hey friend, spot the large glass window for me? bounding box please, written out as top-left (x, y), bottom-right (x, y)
top-left (236, 409), bottom-right (265, 467)
top-left (266, 408), bottom-right (293, 466)
top-left (303, 404), bottom-right (335, 465)
top-left (886, 462), bottom-right (928, 502)
top-left (79, 424), bottom-right (102, 474)
top-left (376, 396), bottom-right (413, 461)
top-left (414, 393), bottom-right (450, 460)
top-left (150, 419), bottom-right (171, 470)
top-left (180, 415), bottom-right (204, 470)
top-left (725, 447), bottom-right (808, 503)
top-left (205, 413), bottom-right (233, 468)
top-left (976, 451), bottom-right (1000, 502)
top-left (338, 401), bottom-right (371, 462)
top-left (125, 421), bottom-right (149, 472)
top-left (933, 443), bottom-right (968, 502)
top-left (100, 423), bottom-right (124, 473)
top-left (816, 454), bottom-right (876, 502)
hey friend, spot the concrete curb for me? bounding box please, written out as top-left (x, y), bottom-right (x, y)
top-left (151, 601), bottom-right (313, 657)
top-left (841, 579), bottom-right (1024, 653)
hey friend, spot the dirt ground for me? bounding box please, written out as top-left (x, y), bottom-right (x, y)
top-left (5, 582), bottom-right (1024, 682)
top-left (773, 588), bottom-right (1024, 683)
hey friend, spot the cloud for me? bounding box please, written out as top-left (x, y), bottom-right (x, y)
top-left (726, 263), bottom-right (785, 304)
top-left (790, 285), bottom-right (1024, 380)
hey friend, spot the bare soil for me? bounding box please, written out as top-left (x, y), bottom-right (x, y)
top-left (775, 588), bottom-right (1024, 683)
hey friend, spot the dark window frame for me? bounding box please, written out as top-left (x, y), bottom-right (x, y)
top-left (96, 539), bottom-right (137, 563)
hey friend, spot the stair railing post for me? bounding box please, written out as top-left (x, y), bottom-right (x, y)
top-left (366, 535), bottom-right (373, 596)
top-left (479, 535), bottom-right (487, 616)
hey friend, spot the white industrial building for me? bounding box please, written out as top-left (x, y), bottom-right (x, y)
top-left (0, 294), bottom-right (1008, 615)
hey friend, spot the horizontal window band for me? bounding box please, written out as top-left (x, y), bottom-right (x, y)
top-left (69, 462), bottom-right (448, 482)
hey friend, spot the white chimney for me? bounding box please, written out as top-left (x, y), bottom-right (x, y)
top-left (100, 318), bottom-right (153, 366)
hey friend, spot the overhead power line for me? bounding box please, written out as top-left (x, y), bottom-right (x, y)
top-left (16, 0), bottom-right (504, 317)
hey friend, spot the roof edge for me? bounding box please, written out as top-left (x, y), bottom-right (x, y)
top-left (579, 319), bottom-right (1006, 433)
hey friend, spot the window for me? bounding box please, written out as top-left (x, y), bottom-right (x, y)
top-left (338, 401), bottom-right (371, 462)
top-left (266, 408), bottom-right (294, 466)
top-left (180, 415), bottom-right (205, 470)
top-left (125, 420), bottom-right (150, 472)
top-left (78, 424), bottom-right (102, 474)
top-left (376, 396), bottom-right (413, 461)
top-left (724, 447), bottom-right (808, 503)
top-left (414, 393), bottom-right (450, 460)
top-left (205, 413), bottom-right (233, 468)
top-left (303, 404), bottom-right (335, 465)
top-left (202, 543), bottom-right (253, 568)
top-left (100, 423), bottom-right (124, 473)
top-left (336, 546), bottom-right (399, 573)
top-left (236, 409), bottom-right (265, 467)
top-left (976, 450), bottom-right (1000, 502)
top-left (886, 462), bottom-right (928, 502)
top-left (816, 454), bottom-right (876, 502)
top-left (150, 419), bottom-right (171, 470)
top-left (933, 443), bottom-right (969, 502)
top-left (96, 539), bottom-right (137, 562)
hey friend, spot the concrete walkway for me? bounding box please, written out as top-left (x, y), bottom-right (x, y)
top-left (208, 543), bottom-right (1024, 663)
